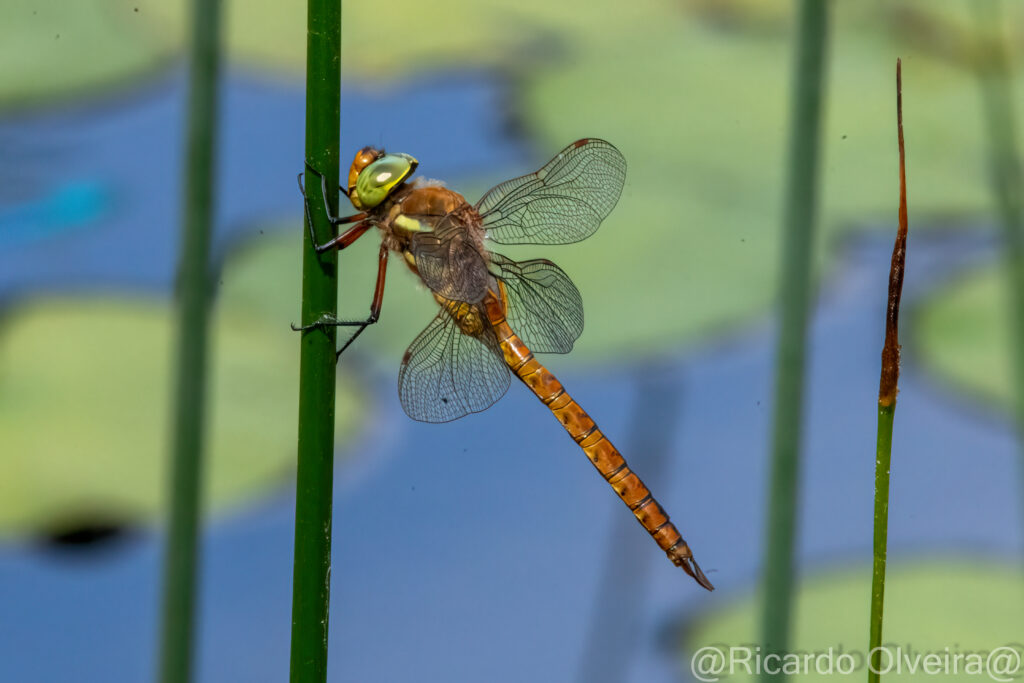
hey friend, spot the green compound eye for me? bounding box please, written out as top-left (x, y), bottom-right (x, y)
top-left (353, 153), bottom-right (418, 208)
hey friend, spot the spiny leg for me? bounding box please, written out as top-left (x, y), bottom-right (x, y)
top-left (291, 244), bottom-right (390, 359)
top-left (297, 167), bottom-right (369, 253)
top-left (333, 243), bottom-right (388, 358)
top-left (301, 161), bottom-right (366, 225)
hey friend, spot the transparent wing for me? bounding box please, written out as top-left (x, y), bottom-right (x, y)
top-left (489, 252), bottom-right (583, 354)
top-left (476, 138), bottom-right (626, 245)
top-left (398, 310), bottom-right (510, 423)
top-left (409, 214), bottom-right (490, 304)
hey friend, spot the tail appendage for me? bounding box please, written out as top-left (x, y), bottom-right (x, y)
top-left (482, 291), bottom-right (713, 591)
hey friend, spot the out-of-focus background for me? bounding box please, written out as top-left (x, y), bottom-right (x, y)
top-left (1, 1), bottom-right (1023, 681)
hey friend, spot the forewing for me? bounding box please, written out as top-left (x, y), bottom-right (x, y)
top-left (489, 253), bottom-right (583, 354)
top-left (409, 215), bottom-right (490, 303)
top-left (476, 138), bottom-right (626, 245)
top-left (398, 310), bottom-right (511, 423)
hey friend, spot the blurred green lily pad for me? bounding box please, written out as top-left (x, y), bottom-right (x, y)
top-left (914, 265), bottom-right (1016, 409)
top-left (519, 12), bottom-right (1003, 356)
top-left (5, 1), bottom-right (1020, 370)
top-left (0, 238), bottom-right (363, 537)
top-left (0, 1), bottom-right (175, 108)
top-left (682, 561), bottom-right (1024, 681)
top-left (7, 0), bottom-right (1008, 113)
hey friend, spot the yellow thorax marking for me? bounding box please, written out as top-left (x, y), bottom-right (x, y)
top-left (394, 214), bottom-right (427, 234)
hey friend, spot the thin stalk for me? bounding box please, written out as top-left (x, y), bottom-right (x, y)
top-left (290, 1), bottom-right (342, 681)
top-left (869, 59), bottom-right (909, 683)
top-left (759, 0), bottom-right (830, 673)
top-left (158, 0), bottom-right (223, 681)
top-left (869, 408), bottom-right (894, 682)
top-left (970, 0), bottom-right (1024, 536)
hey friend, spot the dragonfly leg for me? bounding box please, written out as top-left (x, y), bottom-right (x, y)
top-left (290, 313), bottom-right (362, 332)
top-left (300, 161), bottom-right (363, 225)
top-left (334, 244), bottom-right (389, 358)
top-left (290, 244), bottom-right (390, 360)
top-left (311, 220), bottom-right (374, 254)
top-left (297, 168), bottom-right (370, 253)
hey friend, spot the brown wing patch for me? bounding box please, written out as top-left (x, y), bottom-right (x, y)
top-left (409, 211), bottom-right (490, 304)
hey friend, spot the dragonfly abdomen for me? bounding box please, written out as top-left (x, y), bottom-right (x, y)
top-left (483, 291), bottom-right (713, 590)
top-left (577, 429), bottom-right (683, 552)
top-left (435, 294), bottom-right (486, 336)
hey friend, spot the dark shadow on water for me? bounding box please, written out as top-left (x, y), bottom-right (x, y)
top-left (36, 517), bottom-right (138, 555)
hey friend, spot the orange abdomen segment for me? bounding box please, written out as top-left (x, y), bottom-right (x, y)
top-left (483, 292), bottom-right (713, 590)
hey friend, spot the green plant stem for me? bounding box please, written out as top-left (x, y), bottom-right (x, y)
top-left (759, 1), bottom-right (830, 675)
top-left (290, 1), bottom-right (342, 681)
top-left (158, 0), bottom-right (222, 681)
top-left (869, 404), bottom-right (894, 683)
top-left (869, 57), bottom-right (908, 683)
top-left (970, 0), bottom-right (1024, 533)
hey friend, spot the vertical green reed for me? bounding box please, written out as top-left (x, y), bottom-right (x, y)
top-left (158, 0), bottom-right (222, 681)
top-left (869, 407), bottom-right (895, 683)
top-left (869, 59), bottom-right (909, 683)
top-left (290, 1), bottom-right (342, 681)
top-left (970, 0), bottom-right (1024, 528)
top-left (759, 0), bottom-right (830, 674)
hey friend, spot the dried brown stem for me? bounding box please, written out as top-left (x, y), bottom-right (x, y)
top-left (879, 58), bottom-right (908, 408)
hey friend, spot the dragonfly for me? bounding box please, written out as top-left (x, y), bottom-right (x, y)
top-left (296, 139), bottom-right (713, 590)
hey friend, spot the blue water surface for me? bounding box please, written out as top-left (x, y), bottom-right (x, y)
top-left (1, 229), bottom-right (1020, 682)
top-left (0, 66), bottom-right (1020, 683)
top-left (0, 66), bottom-right (527, 303)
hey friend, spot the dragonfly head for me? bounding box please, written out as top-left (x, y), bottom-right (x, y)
top-left (347, 147), bottom-right (419, 210)
top-left (346, 146), bottom-right (383, 193)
